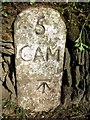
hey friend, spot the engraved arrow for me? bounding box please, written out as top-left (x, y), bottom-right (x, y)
top-left (37, 82), bottom-right (51, 93)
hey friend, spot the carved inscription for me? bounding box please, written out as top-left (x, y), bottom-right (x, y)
top-left (15, 7), bottom-right (66, 111)
top-left (34, 47), bottom-right (45, 61)
top-left (20, 46), bottom-right (61, 62)
top-left (37, 79), bottom-right (51, 93)
top-left (37, 82), bottom-right (51, 93)
top-left (46, 47), bottom-right (60, 61)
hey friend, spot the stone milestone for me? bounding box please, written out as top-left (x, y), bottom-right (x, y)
top-left (14, 7), bottom-right (66, 112)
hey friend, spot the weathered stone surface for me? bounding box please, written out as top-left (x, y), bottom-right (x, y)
top-left (14, 7), bottom-right (66, 112)
top-left (0, 40), bottom-right (14, 55)
top-left (1, 56), bottom-right (16, 103)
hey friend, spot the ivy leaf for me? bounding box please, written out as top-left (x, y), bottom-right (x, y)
top-left (74, 23), bottom-right (90, 52)
top-left (82, 43), bottom-right (89, 49)
top-left (75, 38), bottom-right (80, 43)
top-left (75, 43), bottom-right (80, 47)
top-left (78, 43), bottom-right (85, 52)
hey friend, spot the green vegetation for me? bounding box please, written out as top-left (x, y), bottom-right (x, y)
top-left (1, 11), bottom-right (8, 17)
top-left (2, 0), bottom-right (10, 2)
top-left (72, 104), bottom-right (85, 116)
top-left (75, 23), bottom-right (90, 52)
top-left (3, 98), bottom-right (13, 109)
top-left (1, 2), bottom-right (90, 119)
top-left (2, 98), bottom-right (25, 119)
top-left (60, 107), bottom-right (67, 112)
top-left (14, 106), bottom-right (25, 119)
top-left (29, 0), bottom-right (36, 5)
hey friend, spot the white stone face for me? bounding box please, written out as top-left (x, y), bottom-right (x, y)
top-left (14, 7), bottom-right (66, 112)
